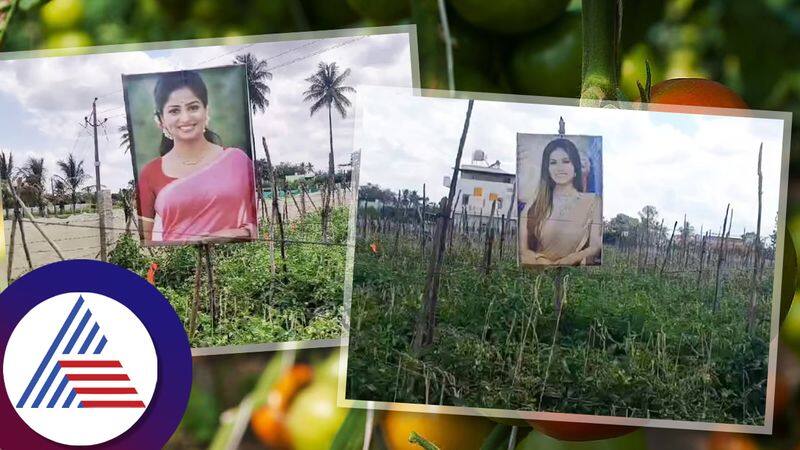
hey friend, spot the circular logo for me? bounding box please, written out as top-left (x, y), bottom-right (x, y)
top-left (0, 260), bottom-right (192, 450)
top-left (4, 293), bottom-right (158, 445)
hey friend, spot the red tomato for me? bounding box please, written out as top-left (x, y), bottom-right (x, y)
top-left (707, 432), bottom-right (759, 450)
top-left (645, 78), bottom-right (748, 110)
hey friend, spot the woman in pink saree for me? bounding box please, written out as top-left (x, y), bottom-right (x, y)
top-left (136, 70), bottom-right (257, 244)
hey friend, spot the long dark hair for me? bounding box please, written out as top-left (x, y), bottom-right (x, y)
top-left (527, 138), bottom-right (583, 251)
top-left (154, 70), bottom-right (222, 156)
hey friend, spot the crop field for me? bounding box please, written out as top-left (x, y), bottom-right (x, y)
top-left (346, 209), bottom-right (774, 425)
top-left (111, 205), bottom-right (350, 348)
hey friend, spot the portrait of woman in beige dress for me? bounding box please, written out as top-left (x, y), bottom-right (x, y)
top-left (521, 137), bottom-right (602, 266)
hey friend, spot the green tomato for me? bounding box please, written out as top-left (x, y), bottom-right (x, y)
top-left (509, 12), bottom-right (581, 98)
top-left (314, 349), bottom-right (341, 384)
top-left (42, 31), bottom-right (93, 50)
top-left (40, 0), bottom-right (84, 30)
top-left (516, 429), bottom-right (647, 450)
top-left (285, 382), bottom-right (348, 450)
top-left (347, 0), bottom-right (409, 23)
top-left (450, 0), bottom-right (570, 34)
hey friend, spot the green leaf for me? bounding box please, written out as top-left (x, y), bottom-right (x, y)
top-left (478, 424), bottom-right (512, 450)
top-left (329, 408), bottom-right (367, 450)
top-left (18, 0), bottom-right (44, 11)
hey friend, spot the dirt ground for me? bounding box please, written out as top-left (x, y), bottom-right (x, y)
top-left (4, 209), bottom-right (127, 280)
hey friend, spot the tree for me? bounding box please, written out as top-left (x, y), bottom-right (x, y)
top-left (118, 125), bottom-right (131, 154)
top-left (638, 205), bottom-right (659, 226)
top-left (56, 153), bottom-right (89, 213)
top-left (235, 52), bottom-right (272, 114)
top-left (303, 61), bottom-right (355, 241)
top-left (0, 151), bottom-right (15, 210)
top-left (605, 213), bottom-right (640, 244)
top-left (20, 157), bottom-right (46, 215)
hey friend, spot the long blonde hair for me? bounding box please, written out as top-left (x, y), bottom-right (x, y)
top-left (527, 138), bottom-right (583, 251)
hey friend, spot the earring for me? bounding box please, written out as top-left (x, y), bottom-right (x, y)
top-left (163, 128), bottom-right (173, 140)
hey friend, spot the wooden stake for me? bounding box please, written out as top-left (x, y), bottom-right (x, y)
top-left (6, 209), bottom-right (16, 280)
top-left (262, 137), bottom-right (287, 275)
top-left (712, 204), bottom-right (731, 312)
top-left (660, 220), bottom-right (678, 276)
top-left (748, 144), bottom-right (763, 331)
top-left (412, 99), bottom-right (474, 351)
top-left (188, 245), bottom-right (203, 340)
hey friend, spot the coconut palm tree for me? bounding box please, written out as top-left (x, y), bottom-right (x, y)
top-left (118, 125), bottom-right (131, 154)
top-left (303, 61), bottom-right (355, 241)
top-left (20, 157), bottom-right (46, 215)
top-left (235, 52), bottom-right (273, 114)
top-left (56, 153), bottom-right (89, 213)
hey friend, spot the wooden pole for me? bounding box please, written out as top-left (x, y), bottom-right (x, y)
top-left (86, 98), bottom-right (108, 262)
top-left (8, 185), bottom-right (65, 260)
top-left (660, 220), bottom-right (678, 276)
top-left (6, 210), bottom-right (16, 280)
top-left (204, 244), bottom-right (218, 328)
top-left (262, 137), bottom-right (287, 275)
top-left (748, 144), bottom-right (763, 331)
top-left (482, 199), bottom-right (497, 275)
top-left (412, 99), bottom-right (474, 351)
top-left (188, 245), bottom-right (203, 340)
top-left (713, 204), bottom-right (731, 312)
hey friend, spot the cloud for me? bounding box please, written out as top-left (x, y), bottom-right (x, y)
top-left (0, 32), bottom-right (415, 192)
top-left (355, 87), bottom-right (787, 237)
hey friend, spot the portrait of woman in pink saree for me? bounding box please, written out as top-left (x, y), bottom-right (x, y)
top-left (134, 70), bottom-right (258, 245)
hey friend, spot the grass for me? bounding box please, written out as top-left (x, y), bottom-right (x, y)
top-left (346, 230), bottom-right (773, 425)
top-left (109, 206), bottom-right (349, 347)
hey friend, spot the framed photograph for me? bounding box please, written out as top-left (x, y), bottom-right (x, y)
top-left (517, 133), bottom-right (603, 266)
top-left (122, 65), bottom-right (258, 246)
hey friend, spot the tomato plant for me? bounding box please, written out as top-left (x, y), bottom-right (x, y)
top-left (382, 411), bottom-right (495, 450)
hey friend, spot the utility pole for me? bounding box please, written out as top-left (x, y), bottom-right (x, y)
top-left (86, 98), bottom-right (108, 261)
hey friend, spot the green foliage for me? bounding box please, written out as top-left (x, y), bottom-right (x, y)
top-left (346, 235), bottom-right (772, 425)
top-left (109, 207), bottom-right (348, 347)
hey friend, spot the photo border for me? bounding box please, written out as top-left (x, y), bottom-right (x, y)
top-left (337, 85), bottom-right (793, 435)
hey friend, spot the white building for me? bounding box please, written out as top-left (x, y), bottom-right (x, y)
top-left (450, 162), bottom-right (516, 232)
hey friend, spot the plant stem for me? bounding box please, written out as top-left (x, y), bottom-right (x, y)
top-left (0, 0), bottom-right (18, 48)
top-left (580, 0), bottom-right (622, 105)
top-left (409, 431), bottom-right (441, 450)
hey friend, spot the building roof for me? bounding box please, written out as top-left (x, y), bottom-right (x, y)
top-left (457, 164), bottom-right (515, 176)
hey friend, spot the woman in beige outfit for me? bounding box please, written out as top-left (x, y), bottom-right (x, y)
top-left (525, 138), bottom-right (601, 266)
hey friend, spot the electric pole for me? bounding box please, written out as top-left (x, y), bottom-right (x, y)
top-left (86, 98), bottom-right (108, 261)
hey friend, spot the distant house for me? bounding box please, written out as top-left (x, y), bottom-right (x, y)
top-left (451, 163), bottom-right (516, 231)
top-left (285, 173), bottom-right (314, 184)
